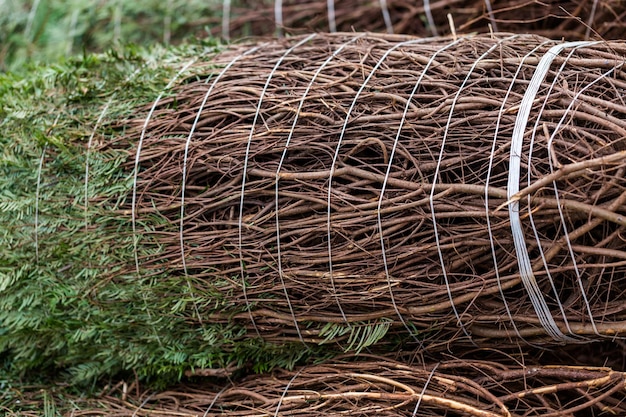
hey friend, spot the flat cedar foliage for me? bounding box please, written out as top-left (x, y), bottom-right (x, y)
top-left (0, 43), bottom-right (323, 386)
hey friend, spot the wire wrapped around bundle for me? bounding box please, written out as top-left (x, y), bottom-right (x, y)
top-left (121, 33), bottom-right (626, 353)
top-left (213, 0), bottom-right (626, 40)
top-left (28, 354), bottom-right (625, 416)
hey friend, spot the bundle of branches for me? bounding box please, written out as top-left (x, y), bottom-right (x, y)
top-left (2, 33), bottom-right (626, 384)
top-left (214, 0), bottom-right (626, 40)
top-left (125, 32), bottom-right (626, 351)
top-left (10, 354), bottom-right (626, 416)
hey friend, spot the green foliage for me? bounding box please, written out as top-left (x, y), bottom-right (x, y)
top-left (318, 319), bottom-right (392, 354)
top-left (0, 0), bottom-right (224, 72)
top-left (0, 42), bottom-right (268, 387)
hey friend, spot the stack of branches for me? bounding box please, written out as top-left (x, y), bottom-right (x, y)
top-left (120, 32), bottom-right (626, 355)
top-left (12, 353), bottom-right (626, 416)
top-left (212, 0), bottom-right (626, 40)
